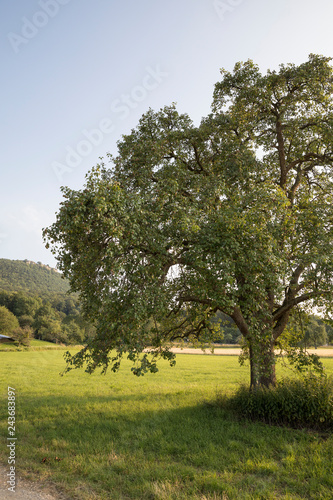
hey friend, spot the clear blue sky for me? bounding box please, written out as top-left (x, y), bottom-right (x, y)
top-left (1, 0), bottom-right (333, 268)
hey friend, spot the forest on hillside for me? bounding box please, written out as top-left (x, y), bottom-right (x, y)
top-left (0, 259), bottom-right (95, 346)
top-left (0, 259), bottom-right (331, 348)
top-left (0, 288), bottom-right (96, 346)
top-left (0, 258), bottom-right (70, 294)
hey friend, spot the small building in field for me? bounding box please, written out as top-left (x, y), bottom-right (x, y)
top-left (0, 334), bottom-right (16, 343)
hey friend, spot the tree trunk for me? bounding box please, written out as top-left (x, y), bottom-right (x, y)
top-left (249, 338), bottom-right (276, 390)
top-left (249, 342), bottom-right (259, 390)
top-left (258, 341), bottom-right (276, 388)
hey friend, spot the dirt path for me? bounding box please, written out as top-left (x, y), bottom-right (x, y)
top-left (0, 465), bottom-right (69, 500)
top-left (170, 347), bottom-right (333, 357)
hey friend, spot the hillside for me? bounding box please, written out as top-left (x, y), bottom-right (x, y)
top-left (0, 259), bottom-right (70, 295)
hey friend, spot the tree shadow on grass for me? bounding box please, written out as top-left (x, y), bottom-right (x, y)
top-left (9, 392), bottom-right (333, 499)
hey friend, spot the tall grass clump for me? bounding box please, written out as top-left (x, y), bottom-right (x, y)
top-left (225, 375), bottom-right (333, 431)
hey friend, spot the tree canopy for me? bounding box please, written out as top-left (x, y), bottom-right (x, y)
top-left (44, 54), bottom-right (333, 388)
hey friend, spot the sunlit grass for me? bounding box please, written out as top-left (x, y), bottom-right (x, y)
top-left (29, 339), bottom-right (57, 346)
top-left (1, 351), bottom-right (333, 499)
top-left (0, 339), bottom-right (79, 351)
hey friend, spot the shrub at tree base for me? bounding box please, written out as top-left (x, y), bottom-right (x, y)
top-left (224, 375), bottom-right (333, 431)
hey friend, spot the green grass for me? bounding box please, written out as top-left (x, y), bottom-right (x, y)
top-left (1, 351), bottom-right (333, 499)
top-left (0, 339), bottom-right (79, 351)
top-left (29, 339), bottom-right (58, 346)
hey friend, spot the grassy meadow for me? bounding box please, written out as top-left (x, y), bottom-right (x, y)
top-left (1, 349), bottom-right (333, 499)
top-left (0, 339), bottom-right (81, 352)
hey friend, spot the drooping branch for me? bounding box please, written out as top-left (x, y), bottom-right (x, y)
top-left (169, 317), bottom-right (212, 342)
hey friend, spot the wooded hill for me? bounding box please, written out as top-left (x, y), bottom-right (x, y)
top-left (0, 259), bottom-right (96, 346)
top-left (0, 259), bottom-right (70, 295)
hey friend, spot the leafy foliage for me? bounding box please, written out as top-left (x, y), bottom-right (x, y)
top-left (0, 305), bottom-right (19, 335)
top-left (224, 375), bottom-right (333, 431)
top-left (11, 326), bottom-right (33, 347)
top-left (44, 54), bottom-right (333, 387)
top-left (0, 261), bottom-right (95, 346)
top-left (302, 318), bottom-right (328, 348)
top-left (0, 258), bottom-right (70, 295)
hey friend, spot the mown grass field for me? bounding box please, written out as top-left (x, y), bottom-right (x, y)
top-left (0, 339), bottom-right (80, 352)
top-left (1, 350), bottom-right (333, 499)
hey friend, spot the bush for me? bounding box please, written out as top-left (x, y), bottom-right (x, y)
top-left (11, 326), bottom-right (33, 347)
top-left (224, 375), bottom-right (333, 431)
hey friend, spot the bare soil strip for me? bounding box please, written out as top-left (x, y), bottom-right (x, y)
top-left (170, 347), bottom-right (333, 357)
top-left (0, 465), bottom-right (69, 500)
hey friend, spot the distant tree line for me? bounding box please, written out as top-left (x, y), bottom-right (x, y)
top-left (209, 311), bottom-right (332, 348)
top-left (0, 290), bottom-right (95, 346)
top-left (0, 288), bottom-right (330, 349)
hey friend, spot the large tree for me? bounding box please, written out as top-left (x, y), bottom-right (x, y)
top-left (44, 54), bottom-right (333, 388)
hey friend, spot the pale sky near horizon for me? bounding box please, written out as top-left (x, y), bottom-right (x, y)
top-left (1, 0), bottom-right (333, 268)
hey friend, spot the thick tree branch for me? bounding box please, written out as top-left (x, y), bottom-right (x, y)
top-left (178, 295), bottom-right (214, 307)
top-left (231, 306), bottom-right (249, 337)
top-left (288, 167), bottom-right (303, 204)
top-left (273, 311), bottom-right (291, 340)
top-left (273, 290), bottom-right (328, 322)
top-left (276, 120), bottom-right (287, 188)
